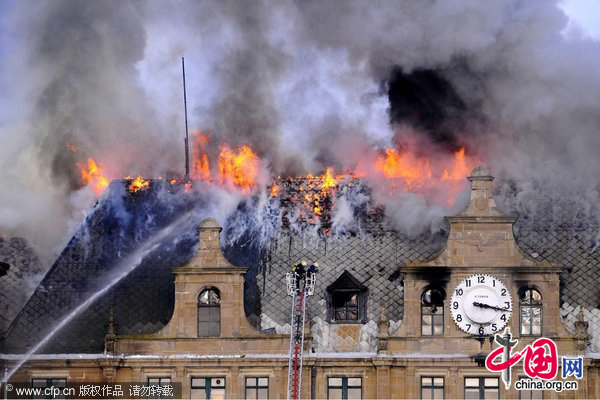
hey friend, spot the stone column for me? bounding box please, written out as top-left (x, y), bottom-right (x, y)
top-left (229, 366), bottom-right (241, 399)
top-left (448, 367), bottom-right (458, 399)
top-left (374, 361), bottom-right (391, 399)
top-left (273, 367), bottom-right (283, 399)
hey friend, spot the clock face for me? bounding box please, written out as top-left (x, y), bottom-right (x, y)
top-left (450, 274), bottom-right (512, 336)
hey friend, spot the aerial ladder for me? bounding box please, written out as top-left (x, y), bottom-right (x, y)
top-left (286, 261), bottom-right (318, 400)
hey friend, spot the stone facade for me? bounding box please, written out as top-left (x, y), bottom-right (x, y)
top-left (2, 168), bottom-right (600, 399)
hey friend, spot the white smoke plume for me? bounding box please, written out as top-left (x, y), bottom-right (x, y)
top-left (1, 0), bottom-right (599, 264)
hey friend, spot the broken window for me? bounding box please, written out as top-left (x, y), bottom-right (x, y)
top-left (520, 288), bottom-right (542, 336)
top-left (421, 288), bottom-right (445, 336)
top-left (327, 271), bottom-right (368, 324)
top-left (198, 288), bottom-right (221, 337)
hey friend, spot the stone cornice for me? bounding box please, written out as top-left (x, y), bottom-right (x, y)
top-left (171, 266), bottom-right (248, 275)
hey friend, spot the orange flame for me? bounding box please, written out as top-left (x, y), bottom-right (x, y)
top-left (128, 176), bottom-right (150, 192)
top-left (218, 145), bottom-right (259, 191)
top-left (76, 158), bottom-right (109, 195)
top-left (192, 133), bottom-right (210, 181)
top-left (270, 180), bottom-right (280, 197)
top-left (375, 149), bottom-right (432, 187)
top-left (441, 148), bottom-right (469, 181)
top-left (320, 168), bottom-right (337, 189)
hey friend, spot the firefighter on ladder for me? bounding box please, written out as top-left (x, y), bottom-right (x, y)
top-left (287, 260), bottom-right (318, 400)
top-left (291, 260), bottom-right (319, 291)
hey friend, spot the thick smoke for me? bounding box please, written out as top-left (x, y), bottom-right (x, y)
top-left (1, 0), bottom-right (599, 264)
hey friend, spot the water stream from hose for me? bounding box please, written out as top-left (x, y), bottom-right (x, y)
top-left (1, 210), bottom-right (199, 384)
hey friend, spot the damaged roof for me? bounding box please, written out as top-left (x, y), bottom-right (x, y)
top-left (1, 180), bottom-right (599, 354)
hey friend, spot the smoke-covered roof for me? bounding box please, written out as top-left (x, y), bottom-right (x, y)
top-left (2, 180), bottom-right (599, 354)
top-left (0, 237), bottom-right (45, 340)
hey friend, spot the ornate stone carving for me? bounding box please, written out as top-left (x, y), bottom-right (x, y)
top-left (575, 306), bottom-right (590, 352)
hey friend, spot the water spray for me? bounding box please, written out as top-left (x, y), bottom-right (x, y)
top-left (1, 210), bottom-right (201, 384)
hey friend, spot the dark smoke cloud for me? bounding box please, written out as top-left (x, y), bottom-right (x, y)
top-left (1, 0), bottom-right (600, 264)
top-left (387, 68), bottom-right (473, 151)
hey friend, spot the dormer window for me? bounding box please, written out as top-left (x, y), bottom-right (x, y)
top-left (198, 288), bottom-right (221, 337)
top-left (327, 271), bottom-right (368, 324)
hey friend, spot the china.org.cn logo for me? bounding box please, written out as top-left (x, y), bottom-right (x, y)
top-left (485, 328), bottom-right (583, 393)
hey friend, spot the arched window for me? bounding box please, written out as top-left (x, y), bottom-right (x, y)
top-left (421, 288), bottom-right (445, 336)
top-left (198, 288), bottom-right (220, 337)
top-left (520, 288), bottom-right (542, 336)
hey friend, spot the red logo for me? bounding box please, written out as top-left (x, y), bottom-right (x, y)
top-left (485, 328), bottom-right (558, 389)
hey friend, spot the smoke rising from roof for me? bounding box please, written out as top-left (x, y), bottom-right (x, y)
top-left (1, 0), bottom-right (600, 264)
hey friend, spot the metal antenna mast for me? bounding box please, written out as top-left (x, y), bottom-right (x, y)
top-left (182, 57), bottom-right (190, 181)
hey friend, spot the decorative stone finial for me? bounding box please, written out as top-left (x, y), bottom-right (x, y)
top-left (379, 306), bottom-right (388, 323)
top-left (377, 305), bottom-right (390, 352)
top-left (378, 306), bottom-right (390, 337)
top-left (574, 306), bottom-right (589, 352)
top-left (469, 166), bottom-right (492, 178)
top-left (104, 305), bottom-right (116, 354)
top-left (456, 165), bottom-right (504, 217)
top-left (200, 217), bottom-right (222, 230)
top-left (199, 218), bottom-right (223, 251)
top-left (189, 218), bottom-right (237, 268)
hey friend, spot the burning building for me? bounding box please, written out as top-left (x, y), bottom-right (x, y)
top-left (1, 166), bottom-right (599, 399)
top-left (3, 0), bottom-right (600, 398)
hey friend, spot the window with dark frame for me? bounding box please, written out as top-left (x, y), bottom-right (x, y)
top-left (421, 288), bottom-right (445, 336)
top-left (464, 377), bottom-right (499, 399)
top-left (190, 377), bottom-right (225, 400)
top-left (420, 376), bottom-right (444, 399)
top-left (245, 377), bottom-right (268, 399)
top-left (520, 288), bottom-right (543, 336)
top-left (326, 271), bottom-right (368, 324)
top-left (518, 376), bottom-right (544, 399)
top-left (198, 288), bottom-right (220, 337)
top-left (334, 291), bottom-right (359, 321)
top-left (327, 377), bottom-right (362, 400)
top-left (31, 379), bottom-right (67, 400)
top-left (147, 378), bottom-right (171, 400)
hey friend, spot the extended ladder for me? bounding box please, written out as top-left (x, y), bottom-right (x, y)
top-left (286, 262), bottom-right (317, 400)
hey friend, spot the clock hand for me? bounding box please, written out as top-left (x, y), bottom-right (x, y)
top-left (473, 301), bottom-right (512, 312)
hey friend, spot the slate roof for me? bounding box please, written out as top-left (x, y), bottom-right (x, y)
top-left (0, 237), bottom-right (45, 339)
top-left (258, 230), bottom-right (445, 333)
top-left (1, 180), bottom-right (599, 354)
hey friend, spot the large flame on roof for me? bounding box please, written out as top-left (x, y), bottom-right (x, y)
top-left (192, 133), bottom-right (210, 181)
top-left (372, 146), bottom-right (476, 205)
top-left (375, 147), bottom-right (472, 184)
top-left (320, 168), bottom-right (337, 190)
top-left (218, 145), bottom-right (259, 192)
top-left (76, 158), bottom-right (109, 195)
top-left (442, 148), bottom-right (469, 181)
top-left (67, 135), bottom-right (476, 207)
top-left (128, 176), bottom-right (150, 192)
top-left (375, 149), bottom-right (432, 187)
